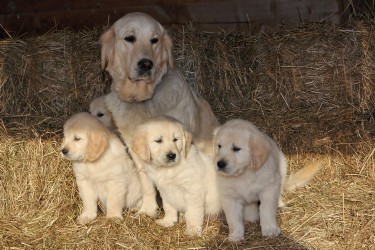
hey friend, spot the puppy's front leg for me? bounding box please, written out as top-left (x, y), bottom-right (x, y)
top-left (222, 198), bottom-right (244, 241)
top-left (133, 157), bottom-right (158, 217)
top-left (156, 199), bottom-right (178, 227)
top-left (184, 201), bottom-right (204, 237)
top-left (76, 180), bottom-right (98, 224)
top-left (259, 187), bottom-right (280, 237)
top-left (106, 185), bottom-right (125, 219)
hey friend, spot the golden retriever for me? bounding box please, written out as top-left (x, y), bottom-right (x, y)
top-left (89, 95), bottom-right (116, 131)
top-left (61, 112), bottom-right (142, 224)
top-left (213, 119), bottom-right (322, 241)
top-left (101, 12), bottom-right (220, 216)
top-left (130, 116), bottom-right (221, 236)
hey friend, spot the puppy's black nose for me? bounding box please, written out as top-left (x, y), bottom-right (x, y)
top-left (61, 148), bottom-right (69, 155)
top-left (167, 152), bottom-right (176, 161)
top-left (138, 58), bottom-right (153, 74)
top-left (217, 160), bottom-right (227, 169)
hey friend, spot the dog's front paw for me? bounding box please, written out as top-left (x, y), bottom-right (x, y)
top-left (184, 226), bottom-right (202, 237)
top-left (138, 200), bottom-right (158, 217)
top-left (138, 205), bottom-right (158, 217)
top-left (77, 213), bottom-right (97, 224)
top-left (156, 218), bottom-right (176, 227)
top-left (228, 232), bottom-right (244, 242)
top-left (106, 213), bottom-right (123, 220)
top-left (261, 226), bottom-right (281, 237)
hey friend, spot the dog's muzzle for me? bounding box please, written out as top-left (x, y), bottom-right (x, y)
top-left (217, 159), bottom-right (227, 170)
top-left (137, 58), bottom-right (153, 77)
top-left (166, 152), bottom-right (176, 162)
top-left (61, 148), bottom-right (69, 156)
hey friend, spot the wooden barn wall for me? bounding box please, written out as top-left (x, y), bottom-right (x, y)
top-left (0, 0), bottom-right (366, 38)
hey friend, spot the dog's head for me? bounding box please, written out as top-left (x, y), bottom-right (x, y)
top-left (213, 119), bottom-right (270, 176)
top-left (101, 12), bottom-right (175, 102)
top-left (131, 116), bottom-right (192, 167)
top-left (89, 95), bottom-right (116, 130)
top-left (61, 112), bottom-right (110, 162)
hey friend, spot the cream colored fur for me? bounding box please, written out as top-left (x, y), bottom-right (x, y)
top-left (213, 119), bottom-right (322, 241)
top-left (61, 112), bottom-right (142, 224)
top-left (101, 12), bottom-right (220, 217)
top-left (130, 116), bottom-right (221, 236)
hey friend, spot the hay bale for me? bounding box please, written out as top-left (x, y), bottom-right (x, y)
top-left (0, 28), bottom-right (110, 137)
top-left (1, 21), bottom-right (375, 154)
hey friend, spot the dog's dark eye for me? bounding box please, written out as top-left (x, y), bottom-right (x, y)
top-left (96, 112), bottom-right (104, 118)
top-left (155, 138), bottom-right (163, 143)
top-left (124, 35), bottom-right (136, 43)
top-left (150, 38), bottom-right (159, 44)
top-left (232, 146), bottom-right (241, 152)
top-left (74, 136), bottom-right (81, 141)
top-left (173, 138), bottom-right (178, 142)
top-left (218, 144), bottom-right (221, 149)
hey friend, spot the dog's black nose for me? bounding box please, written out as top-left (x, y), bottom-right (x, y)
top-left (138, 58), bottom-right (153, 74)
top-left (167, 152), bottom-right (176, 161)
top-left (217, 160), bottom-right (227, 169)
top-left (61, 148), bottom-right (69, 155)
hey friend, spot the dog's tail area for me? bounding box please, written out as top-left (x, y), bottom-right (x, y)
top-left (283, 161), bottom-right (323, 192)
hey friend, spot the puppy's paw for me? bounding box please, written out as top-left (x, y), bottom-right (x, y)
top-left (184, 226), bottom-right (202, 237)
top-left (106, 213), bottom-right (123, 220)
top-left (228, 232), bottom-right (244, 242)
top-left (261, 226), bottom-right (281, 237)
top-left (156, 218), bottom-right (176, 228)
top-left (138, 203), bottom-right (158, 217)
top-left (77, 213), bottom-right (97, 224)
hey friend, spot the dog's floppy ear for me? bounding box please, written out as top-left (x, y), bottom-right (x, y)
top-left (85, 129), bottom-right (109, 162)
top-left (131, 132), bottom-right (151, 163)
top-left (182, 128), bottom-right (192, 158)
top-left (248, 133), bottom-right (270, 170)
top-left (161, 32), bottom-right (175, 70)
top-left (100, 28), bottom-right (116, 70)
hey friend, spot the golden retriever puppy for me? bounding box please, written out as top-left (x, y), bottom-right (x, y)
top-left (61, 112), bottom-right (142, 224)
top-left (101, 12), bottom-right (220, 217)
top-left (213, 119), bottom-right (322, 241)
top-left (89, 95), bottom-right (116, 131)
top-left (130, 116), bottom-right (221, 236)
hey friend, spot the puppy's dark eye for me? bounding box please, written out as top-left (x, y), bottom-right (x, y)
top-left (232, 146), bottom-right (241, 152)
top-left (74, 136), bottom-right (81, 141)
top-left (155, 138), bottom-right (162, 143)
top-left (218, 144), bottom-right (221, 149)
top-left (150, 38), bottom-right (159, 44)
top-left (96, 112), bottom-right (104, 118)
top-left (124, 35), bottom-right (136, 43)
top-left (173, 138), bottom-right (178, 142)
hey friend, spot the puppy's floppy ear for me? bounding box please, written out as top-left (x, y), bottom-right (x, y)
top-left (131, 132), bottom-right (151, 163)
top-left (248, 133), bottom-right (270, 170)
top-left (182, 128), bottom-right (192, 158)
top-left (161, 32), bottom-right (175, 70)
top-left (211, 126), bottom-right (221, 155)
top-left (100, 28), bottom-right (116, 70)
top-left (85, 129), bottom-right (109, 162)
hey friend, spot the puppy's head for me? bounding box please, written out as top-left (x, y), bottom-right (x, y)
top-left (101, 12), bottom-right (175, 102)
top-left (89, 95), bottom-right (116, 130)
top-left (61, 112), bottom-right (110, 162)
top-left (131, 116), bottom-right (192, 167)
top-left (213, 119), bottom-right (270, 176)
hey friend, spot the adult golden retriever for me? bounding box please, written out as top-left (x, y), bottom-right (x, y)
top-left (213, 119), bottom-right (322, 241)
top-left (61, 112), bottom-right (142, 224)
top-left (101, 12), bottom-right (219, 217)
top-left (130, 116), bottom-right (221, 236)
